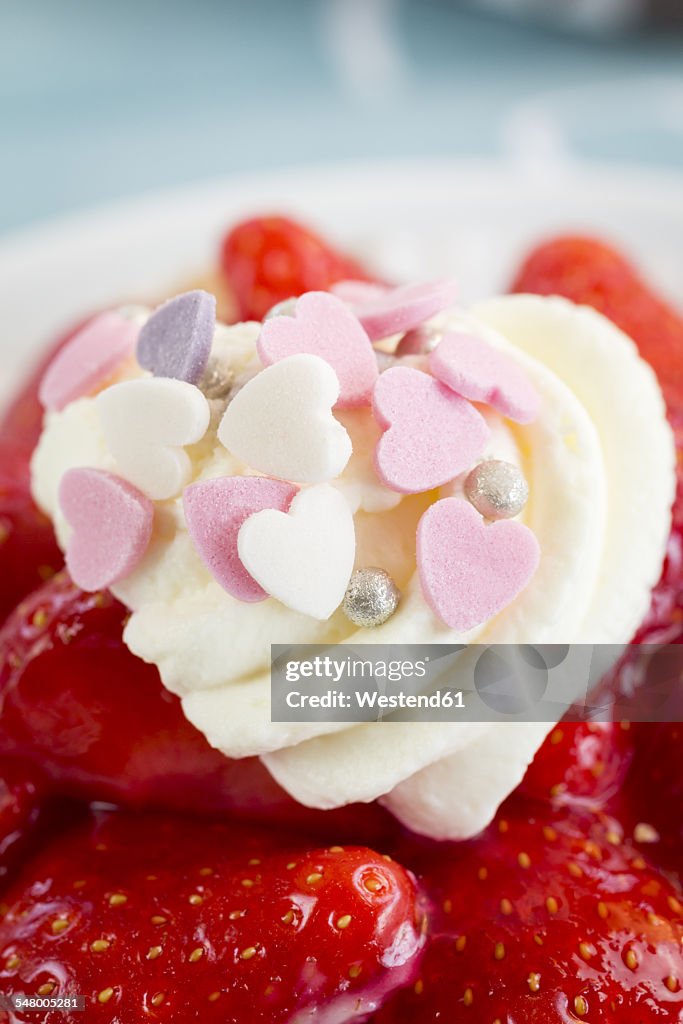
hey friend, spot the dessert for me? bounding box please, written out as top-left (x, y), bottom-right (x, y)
top-left (29, 264), bottom-right (674, 842)
top-left (0, 216), bottom-right (680, 1021)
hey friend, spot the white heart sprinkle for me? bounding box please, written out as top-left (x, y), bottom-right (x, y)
top-left (217, 354), bottom-right (352, 483)
top-left (97, 378), bottom-right (210, 501)
top-left (237, 484), bottom-right (355, 619)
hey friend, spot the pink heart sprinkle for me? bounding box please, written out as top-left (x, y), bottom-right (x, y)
top-left (39, 311), bottom-right (140, 412)
top-left (330, 280), bottom-right (390, 305)
top-left (183, 476), bottom-right (298, 602)
top-left (350, 279), bottom-right (458, 342)
top-left (59, 468), bottom-right (153, 592)
top-left (373, 366), bottom-right (489, 494)
top-left (257, 291), bottom-right (377, 408)
top-left (429, 331), bottom-right (540, 424)
top-left (417, 497), bottom-right (540, 632)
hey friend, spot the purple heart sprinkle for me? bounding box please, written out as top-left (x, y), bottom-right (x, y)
top-left (136, 290), bottom-right (215, 385)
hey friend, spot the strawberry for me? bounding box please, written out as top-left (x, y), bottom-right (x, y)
top-left (618, 723), bottom-right (683, 877)
top-left (0, 461), bottom-right (62, 624)
top-left (0, 571), bottom-right (241, 815)
top-left (374, 797), bottom-right (683, 1023)
top-left (629, 406), bottom-right (683, 645)
top-left (512, 237), bottom-right (683, 646)
top-left (0, 808), bottom-right (423, 1022)
top-left (510, 236), bottom-right (683, 410)
top-left (520, 722), bottom-right (633, 805)
top-left (0, 758), bottom-right (48, 884)
top-left (0, 315), bottom-right (95, 470)
top-left (0, 571), bottom-right (393, 841)
top-left (220, 215), bottom-right (377, 321)
top-left (0, 315), bottom-right (90, 619)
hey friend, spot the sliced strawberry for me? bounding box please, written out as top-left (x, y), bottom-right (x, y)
top-left (0, 572), bottom-right (392, 841)
top-left (0, 463), bottom-right (62, 624)
top-left (375, 797), bottom-right (683, 1023)
top-left (0, 808), bottom-right (422, 1022)
top-left (510, 235), bottom-right (683, 410)
top-left (220, 215), bottom-right (377, 321)
top-left (520, 722), bottom-right (633, 805)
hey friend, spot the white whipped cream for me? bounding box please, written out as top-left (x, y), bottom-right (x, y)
top-left (32, 295), bottom-right (675, 840)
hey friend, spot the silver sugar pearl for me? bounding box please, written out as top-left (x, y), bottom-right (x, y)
top-left (395, 325), bottom-right (442, 357)
top-left (264, 297), bottom-right (298, 320)
top-left (200, 358), bottom-right (235, 400)
top-left (464, 460), bottom-right (529, 520)
top-left (342, 567), bottom-right (400, 628)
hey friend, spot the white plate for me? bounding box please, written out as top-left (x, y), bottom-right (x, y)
top-left (1, 158), bottom-right (682, 406)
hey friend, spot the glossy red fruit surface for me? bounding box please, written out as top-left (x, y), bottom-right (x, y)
top-left (510, 236), bottom-right (683, 411)
top-left (0, 316), bottom-right (94, 468)
top-left (0, 808), bottom-right (423, 1023)
top-left (0, 458), bottom-right (61, 625)
top-left (0, 571), bottom-right (393, 841)
top-left (512, 236), bottom-right (683, 646)
top-left (374, 798), bottom-right (683, 1023)
top-left (0, 317), bottom-right (93, 620)
top-left (520, 722), bottom-right (633, 806)
top-left (618, 722), bottom-right (683, 877)
top-left (0, 758), bottom-right (49, 885)
top-left (220, 215), bottom-right (377, 321)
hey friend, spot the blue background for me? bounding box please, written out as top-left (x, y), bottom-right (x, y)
top-left (2, 0), bottom-right (682, 234)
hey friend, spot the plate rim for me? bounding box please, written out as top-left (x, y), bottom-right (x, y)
top-left (1, 155), bottom-right (681, 402)
top-left (2, 155), bottom-right (683, 260)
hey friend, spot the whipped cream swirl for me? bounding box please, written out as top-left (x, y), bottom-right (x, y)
top-left (32, 294), bottom-right (675, 839)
